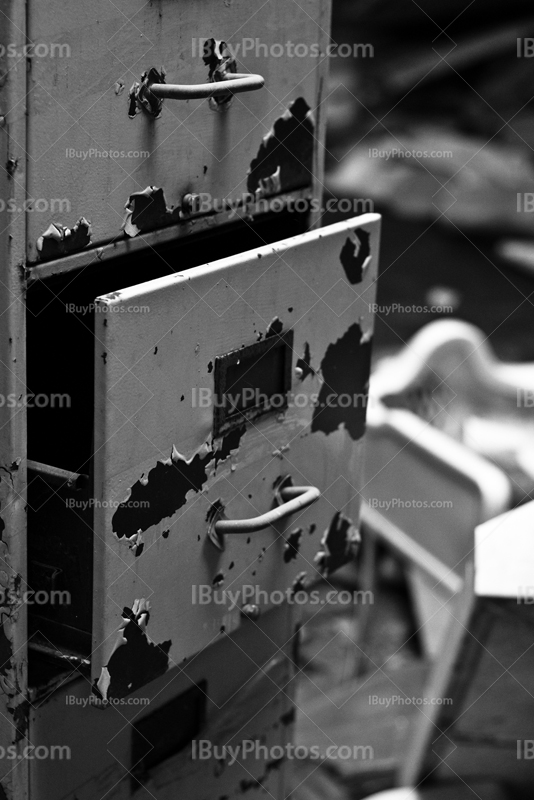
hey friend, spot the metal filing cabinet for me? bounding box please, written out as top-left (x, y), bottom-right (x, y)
top-left (0, 1), bottom-right (381, 798)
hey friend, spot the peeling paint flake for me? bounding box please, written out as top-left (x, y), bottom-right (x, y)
top-left (291, 571), bottom-right (308, 596)
top-left (266, 317), bottom-right (283, 338)
top-left (283, 529), bottom-right (303, 563)
top-left (95, 599), bottom-right (171, 701)
top-left (295, 342), bottom-right (315, 381)
top-left (112, 427), bottom-right (246, 540)
top-left (122, 185), bottom-right (178, 237)
top-left (128, 67), bottom-right (165, 119)
top-left (311, 323), bottom-right (372, 441)
top-left (315, 512), bottom-right (360, 576)
top-left (340, 229), bottom-right (371, 285)
top-left (247, 98), bottom-right (314, 196)
top-left (36, 217), bottom-right (91, 261)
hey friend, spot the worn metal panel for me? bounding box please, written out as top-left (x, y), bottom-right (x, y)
top-left (92, 214), bottom-right (380, 698)
top-left (0, 1), bottom-right (29, 798)
top-left (26, 0), bottom-right (331, 261)
top-left (30, 605), bottom-right (294, 800)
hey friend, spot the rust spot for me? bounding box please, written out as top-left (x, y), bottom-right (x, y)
top-left (247, 98), bottom-right (314, 196)
top-left (340, 229), bottom-right (371, 285)
top-left (122, 186), bottom-right (178, 237)
top-left (283, 528), bottom-right (303, 563)
top-left (36, 217), bottom-right (91, 261)
top-left (95, 599), bottom-right (171, 701)
top-left (314, 512), bottom-right (360, 576)
top-left (311, 323), bottom-right (372, 441)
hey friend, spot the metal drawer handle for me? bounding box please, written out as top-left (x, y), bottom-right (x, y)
top-left (149, 73), bottom-right (264, 101)
top-left (214, 485), bottom-right (320, 535)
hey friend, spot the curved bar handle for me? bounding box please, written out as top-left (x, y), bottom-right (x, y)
top-left (149, 73), bottom-right (264, 101)
top-left (214, 486), bottom-right (320, 535)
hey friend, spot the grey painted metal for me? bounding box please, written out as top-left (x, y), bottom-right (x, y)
top-left (92, 213), bottom-right (380, 694)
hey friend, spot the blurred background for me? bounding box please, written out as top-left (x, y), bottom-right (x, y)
top-left (324, 0), bottom-right (534, 361)
top-left (291, 4), bottom-right (534, 798)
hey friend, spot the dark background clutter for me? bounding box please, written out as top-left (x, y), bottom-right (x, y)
top-left (323, 0), bottom-right (534, 361)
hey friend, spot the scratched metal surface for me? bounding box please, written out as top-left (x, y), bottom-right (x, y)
top-left (0, 2), bottom-right (30, 797)
top-left (26, 0), bottom-right (329, 261)
top-left (91, 214), bottom-right (380, 698)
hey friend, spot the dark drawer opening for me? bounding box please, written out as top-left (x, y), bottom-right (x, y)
top-left (26, 207), bottom-right (310, 685)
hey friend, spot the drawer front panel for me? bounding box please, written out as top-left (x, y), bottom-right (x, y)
top-left (92, 213), bottom-right (380, 698)
top-left (27, 0), bottom-right (329, 261)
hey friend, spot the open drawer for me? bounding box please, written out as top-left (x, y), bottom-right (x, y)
top-left (91, 213), bottom-right (380, 698)
top-left (26, 213), bottom-right (380, 699)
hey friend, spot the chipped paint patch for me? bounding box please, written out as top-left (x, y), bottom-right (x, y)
top-left (112, 428), bottom-right (246, 540)
top-left (247, 98), bottom-right (314, 196)
top-left (266, 317), bottom-right (283, 338)
top-left (311, 323), bottom-right (372, 441)
top-left (283, 528), bottom-right (303, 563)
top-left (291, 571), bottom-right (308, 596)
top-left (128, 67), bottom-right (165, 118)
top-left (212, 572), bottom-right (224, 587)
top-left (280, 707), bottom-right (296, 726)
top-left (314, 512), bottom-right (360, 576)
top-left (295, 343), bottom-right (315, 381)
top-left (36, 217), bottom-right (91, 261)
top-left (122, 186), bottom-right (179, 237)
top-left (339, 229), bottom-right (371, 284)
top-left (95, 599), bottom-right (171, 701)
top-left (202, 39), bottom-right (237, 108)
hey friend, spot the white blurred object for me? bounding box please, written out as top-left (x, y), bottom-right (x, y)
top-left (496, 238), bottom-right (534, 276)
top-left (424, 285), bottom-right (461, 312)
top-left (363, 783), bottom-right (508, 799)
top-left (361, 319), bottom-right (534, 659)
